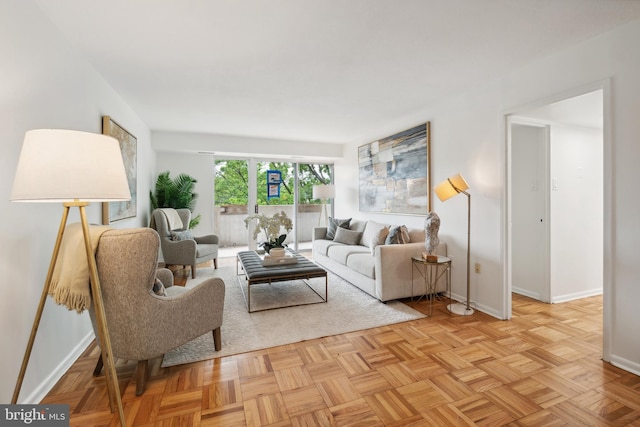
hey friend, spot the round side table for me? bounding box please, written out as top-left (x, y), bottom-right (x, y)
top-left (411, 255), bottom-right (451, 316)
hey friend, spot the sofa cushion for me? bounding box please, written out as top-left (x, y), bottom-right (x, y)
top-left (346, 253), bottom-right (376, 279)
top-left (196, 244), bottom-right (217, 258)
top-left (360, 221), bottom-right (389, 248)
top-left (327, 217), bottom-right (351, 240)
top-left (333, 227), bottom-right (363, 245)
top-left (327, 244), bottom-right (370, 265)
top-left (349, 219), bottom-right (368, 233)
top-left (385, 225), bottom-right (410, 244)
top-left (313, 239), bottom-right (340, 256)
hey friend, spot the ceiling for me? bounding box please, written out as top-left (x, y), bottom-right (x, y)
top-left (35, 0), bottom-right (640, 144)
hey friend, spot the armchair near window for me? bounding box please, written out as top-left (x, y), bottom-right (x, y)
top-left (91, 228), bottom-right (225, 395)
top-left (151, 208), bottom-right (219, 279)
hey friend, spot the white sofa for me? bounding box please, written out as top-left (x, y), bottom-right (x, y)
top-left (312, 219), bottom-right (447, 302)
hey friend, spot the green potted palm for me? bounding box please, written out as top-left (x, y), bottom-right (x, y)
top-left (150, 171), bottom-right (201, 229)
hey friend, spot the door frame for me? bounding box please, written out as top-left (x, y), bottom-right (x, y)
top-left (501, 79), bottom-right (612, 362)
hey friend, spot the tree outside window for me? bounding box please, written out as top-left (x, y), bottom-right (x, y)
top-left (215, 160), bottom-right (332, 207)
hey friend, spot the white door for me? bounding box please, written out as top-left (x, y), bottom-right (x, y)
top-left (511, 123), bottom-right (549, 302)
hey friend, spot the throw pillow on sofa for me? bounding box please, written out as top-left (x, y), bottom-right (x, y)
top-left (333, 227), bottom-right (363, 245)
top-left (360, 220), bottom-right (389, 248)
top-left (170, 230), bottom-right (194, 241)
top-left (327, 217), bottom-right (351, 240)
top-left (370, 226), bottom-right (390, 255)
top-left (385, 225), bottom-right (410, 244)
top-left (152, 278), bottom-right (167, 296)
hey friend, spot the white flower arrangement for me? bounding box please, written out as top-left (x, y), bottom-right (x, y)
top-left (244, 211), bottom-right (293, 252)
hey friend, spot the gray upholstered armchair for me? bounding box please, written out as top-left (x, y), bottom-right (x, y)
top-left (90, 228), bottom-right (225, 395)
top-left (150, 208), bottom-right (219, 278)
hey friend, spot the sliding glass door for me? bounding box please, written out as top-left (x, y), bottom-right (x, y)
top-left (255, 161), bottom-right (296, 251)
top-left (213, 159), bottom-right (250, 257)
top-left (214, 158), bottom-right (332, 257)
top-left (297, 163), bottom-right (333, 249)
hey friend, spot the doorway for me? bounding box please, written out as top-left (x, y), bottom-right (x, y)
top-left (510, 122), bottom-right (550, 302)
top-left (507, 89), bottom-right (604, 308)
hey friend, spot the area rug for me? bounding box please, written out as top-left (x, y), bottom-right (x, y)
top-left (161, 264), bottom-right (425, 367)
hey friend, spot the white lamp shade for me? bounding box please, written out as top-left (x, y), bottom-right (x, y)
top-left (434, 173), bottom-right (469, 202)
top-left (313, 184), bottom-right (335, 200)
top-left (10, 129), bottom-right (131, 203)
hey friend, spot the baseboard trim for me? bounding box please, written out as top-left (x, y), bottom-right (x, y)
top-left (447, 292), bottom-right (503, 320)
top-left (512, 287), bottom-right (543, 301)
top-left (20, 331), bottom-right (95, 404)
top-left (609, 353), bottom-right (640, 377)
top-left (551, 288), bottom-right (603, 304)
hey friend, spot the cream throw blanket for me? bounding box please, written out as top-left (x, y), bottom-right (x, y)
top-left (160, 208), bottom-right (183, 230)
top-left (49, 223), bottom-right (111, 313)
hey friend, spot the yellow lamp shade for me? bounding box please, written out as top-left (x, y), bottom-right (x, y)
top-left (434, 173), bottom-right (469, 201)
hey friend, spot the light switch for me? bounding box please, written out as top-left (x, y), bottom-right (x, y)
top-left (552, 178), bottom-right (559, 191)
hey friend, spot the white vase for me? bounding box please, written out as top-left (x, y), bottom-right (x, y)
top-left (269, 248), bottom-right (285, 257)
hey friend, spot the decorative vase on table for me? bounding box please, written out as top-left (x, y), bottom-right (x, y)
top-left (261, 234), bottom-right (287, 256)
top-left (269, 248), bottom-right (286, 257)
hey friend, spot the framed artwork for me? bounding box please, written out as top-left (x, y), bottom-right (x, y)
top-left (267, 170), bottom-right (282, 184)
top-left (268, 184), bottom-right (281, 199)
top-left (101, 115), bottom-right (137, 224)
top-left (266, 170), bottom-right (282, 200)
top-left (358, 122), bottom-right (431, 214)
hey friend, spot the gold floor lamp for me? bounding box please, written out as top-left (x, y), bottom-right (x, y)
top-left (434, 173), bottom-right (474, 316)
top-left (10, 129), bottom-right (131, 426)
top-left (312, 184), bottom-right (335, 226)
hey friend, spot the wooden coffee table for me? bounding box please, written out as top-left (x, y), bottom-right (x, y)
top-left (236, 250), bottom-right (328, 312)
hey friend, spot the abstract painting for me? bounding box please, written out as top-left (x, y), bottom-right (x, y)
top-left (102, 115), bottom-right (137, 224)
top-left (358, 122), bottom-right (431, 214)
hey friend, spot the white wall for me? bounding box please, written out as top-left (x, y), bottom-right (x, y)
top-left (337, 19), bottom-right (640, 374)
top-left (156, 153), bottom-right (215, 236)
top-left (0, 1), bottom-right (153, 403)
top-left (550, 125), bottom-right (603, 302)
top-left (336, 84), bottom-right (505, 318)
top-left (153, 130), bottom-right (343, 160)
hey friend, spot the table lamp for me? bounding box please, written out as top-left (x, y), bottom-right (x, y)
top-left (10, 129), bottom-right (131, 425)
top-left (313, 184), bottom-right (335, 226)
top-left (434, 173), bottom-right (474, 316)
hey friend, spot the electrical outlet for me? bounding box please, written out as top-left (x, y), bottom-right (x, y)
top-left (474, 263), bottom-right (481, 273)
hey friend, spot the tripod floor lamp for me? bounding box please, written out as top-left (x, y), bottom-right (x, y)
top-left (10, 129), bottom-right (131, 426)
top-left (313, 184), bottom-right (335, 226)
top-left (434, 173), bottom-right (474, 316)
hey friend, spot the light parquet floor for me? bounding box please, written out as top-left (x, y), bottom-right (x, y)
top-left (42, 257), bottom-right (640, 426)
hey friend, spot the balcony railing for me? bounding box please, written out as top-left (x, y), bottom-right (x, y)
top-left (214, 204), bottom-right (323, 250)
